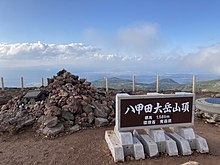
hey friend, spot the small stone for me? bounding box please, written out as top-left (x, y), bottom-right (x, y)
top-left (213, 114), bottom-right (220, 122)
top-left (43, 116), bottom-right (58, 128)
top-left (82, 104), bottom-right (93, 114)
top-left (87, 112), bottom-right (95, 124)
top-left (93, 102), bottom-right (111, 118)
top-left (69, 124), bottom-right (81, 133)
top-left (180, 161), bottom-right (200, 165)
top-left (206, 119), bottom-right (216, 124)
top-left (42, 123), bottom-right (64, 136)
top-left (45, 106), bottom-right (61, 116)
top-left (202, 112), bottom-right (211, 119)
top-left (95, 117), bottom-right (109, 127)
top-left (61, 111), bottom-right (74, 121)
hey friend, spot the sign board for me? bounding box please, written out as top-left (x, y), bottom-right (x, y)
top-left (115, 93), bottom-right (195, 131)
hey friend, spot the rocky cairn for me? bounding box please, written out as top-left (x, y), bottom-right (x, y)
top-left (0, 69), bottom-right (115, 136)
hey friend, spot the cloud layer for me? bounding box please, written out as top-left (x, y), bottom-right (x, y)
top-left (182, 43), bottom-right (220, 74)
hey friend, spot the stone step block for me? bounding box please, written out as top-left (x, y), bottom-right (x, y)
top-left (133, 129), bottom-right (159, 157)
top-left (166, 132), bottom-right (192, 155)
top-left (175, 127), bottom-right (196, 149)
top-left (133, 137), bottom-right (145, 160)
top-left (114, 127), bottom-right (133, 145)
top-left (165, 134), bottom-right (178, 156)
top-left (145, 128), bottom-right (166, 153)
top-left (195, 134), bottom-right (209, 153)
top-left (105, 130), bottom-right (124, 162)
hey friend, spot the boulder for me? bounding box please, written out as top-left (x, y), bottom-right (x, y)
top-left (42, 123), bottom-right (64, 136)
top-left (87, 112), bottom-right (95, 124)
top-left (42, 116), bottom-right (58, 128)
top-left (95, 117), bottom-right (109, 127)
top-left (69, 124), bottom-right (81, 133)
top-left (61, 111), bottom-right (74, 121)
top-left (93, 102), bottom-right (111, 118)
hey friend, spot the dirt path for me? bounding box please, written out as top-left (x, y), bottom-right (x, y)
top-left (0, 119), bottom-right (219, 165)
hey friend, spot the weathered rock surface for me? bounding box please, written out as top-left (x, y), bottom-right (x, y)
top-left (42, 123), bottom-right (64, 136)
top-left (95, 117), bottom-right (109, 127)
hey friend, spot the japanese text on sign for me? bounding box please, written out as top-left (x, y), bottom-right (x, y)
top-left (124, 102), bottom-right (190, 115)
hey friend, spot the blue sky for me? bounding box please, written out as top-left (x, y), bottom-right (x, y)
top-left (1, 0), bottom-right (220, 85)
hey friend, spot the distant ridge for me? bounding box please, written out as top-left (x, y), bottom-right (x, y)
top-left (91, 77), bottom-right (180, 90)
top-left (91, 77), bottom-right (220, 92)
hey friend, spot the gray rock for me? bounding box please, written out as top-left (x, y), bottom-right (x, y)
top-left (206, 119), bottom-right (216, 124)
top-left (213, 114), bottom-right (220, 122)
top-left (23, 116), bottom-right (36, 126)
top-left (202, 112), bottom-right (211, 119)
top-left (87, 112), bottom-right (95, 124)
top-left (93, 102), bottom-right (111, 118)
top-left (43, 116), bottom-right (58, 128)
top-left (42, 123), bottom-right (64, 136)
top-left (95, 117), bottom-right (109, 127)
top-left (180, 161), bottom-right (200, 165)
top-left (82, 104), bottom-right (93, 114)
top-left (69, 124), bottom-right (81, 133)
top-left (45, 106), bottom-right (61, 116)
top-left (61, 111), bottom-right (74, 121)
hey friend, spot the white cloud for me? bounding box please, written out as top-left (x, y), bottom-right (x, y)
top-left (182, 43), bottom-right (220, 74)
top-left (0, 41), bottom-right (143, 69)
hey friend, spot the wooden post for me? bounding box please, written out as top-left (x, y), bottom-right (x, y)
top-left (21, 77), bottom-right (24, 91)
top-left (1, 77), bottom-right (4, 95)
top-left (105, 77), bottom-right (108, 94)
top-left (42, 78), bottom-right (44, 87)
top-left (132, 74), bottom-right (135, 92)
top-left (156, 75), bottom-right (160, 93)
top-left (192, 75), bottom-right (196, 93)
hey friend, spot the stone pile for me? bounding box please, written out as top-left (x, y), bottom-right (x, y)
top-left (0, 69), bottom-right (115, 136)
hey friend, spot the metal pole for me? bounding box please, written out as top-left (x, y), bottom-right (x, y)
top-left (192, 75), bottom-right (196, 93)
top-left (105, 77), bottom-right (108, 94)
top-left (42, 78), bottom-right (44, 87)
top-left (21, 77), bottom-right (24, 91)
top-left (132, 74), bottom-right (135, 92)
top-left (1, 77), bottom-right (5, 95)
top-left (156, 75), bottom-right (160, 93)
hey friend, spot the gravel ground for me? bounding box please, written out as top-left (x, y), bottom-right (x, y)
top-left (0, 118), bottom-right (219, 165)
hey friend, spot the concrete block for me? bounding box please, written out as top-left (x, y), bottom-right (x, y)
top-left (176, 127), bottom-right (196, 139)
top-left (133, 130), bottom-right (158, 157)
top-left (114, 128), bottom-right (133, 145)
top-left (105, 130), bottom-right (124, 162)
top-left (176, 127), bottom-right (196, 149)
top-left (123, 144), bottom-right (134, 157)
top-left (165, 134), bottom-right (178, 156)
top-left (146, 128), bottom-right (166, 153)
top-left (146, 128), bottom-right (166, 142)
top-left (195, 135), bottom-right (209, 153)
top-left (166, 132), bottom-right (192, 155)
top-left (133, 137), bottom-right (145, 160)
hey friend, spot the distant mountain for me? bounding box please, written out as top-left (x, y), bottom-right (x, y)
top-left (91, 77), bottom-right (146, 90)
top-left (177, 79), bottom-right (220, 92)
top-left (148, 78), bottom-right (180, 91)
top-left (91, 77), bottom-right (180, 91)
top-left (91, 77), bottom-right (220, 92)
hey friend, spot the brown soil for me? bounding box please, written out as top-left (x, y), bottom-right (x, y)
top-left (0, 118), bottom-right (219, 165)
